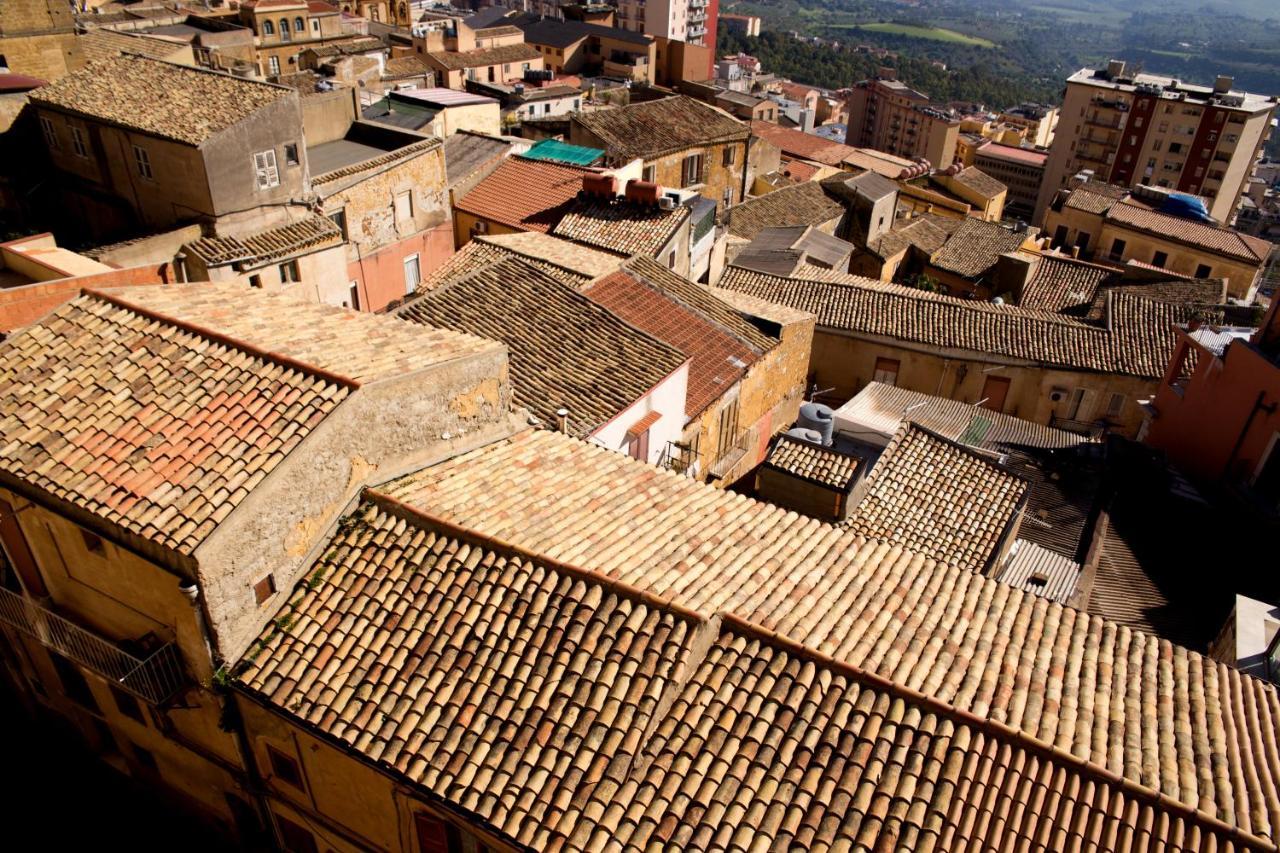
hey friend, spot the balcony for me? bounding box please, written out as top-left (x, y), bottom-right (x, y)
top-left (1049, 415), bottom-right (1110, 439)
top-left (0, 588), bottom-right (186, 704)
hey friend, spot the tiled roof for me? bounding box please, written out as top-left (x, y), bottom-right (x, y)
top-left (948, 165), bottom-right (1006, 199)
top-left (749, 119), bottom-right (858, 166)
top-left (396, 256), bottom-right (686, 435)
top-left (517, 17), bottom-right (651, 48)
top-left (301, 36), bottom-right (384, 57)
top-left (836, 381), bottom-right (1088, 451)
top-left (763, 435), bottom-right (861, 489)
top-left (426, 42), bottom-right (541, 71)
top-left (716, 265), bottom-right (1187, 378)
top-left (74, 30), bottom-right (189, 64)
top-left (1062, 182), bottom-right (1129, 215)
top-left (1107, 201), bottom-right (1273, 263)
top-left (454, 156), bottom-right (595, 233)
top-left (929, 217), bottom-right (1027, 277)
top-left (442, 130), bottom-right (512, 186)
top-left (726, 182), bottom-right (845, 240)
top-left (29, 55), bottom-right (294, 145)
top-left (112, 283), bottom-right (494, 382)
top-left (1084, 277), bottom-right (1227, 322)
top-left (1019, 253), bottom-right (1117, 312)
top-left (584, 268), bottom-right (757, 417)
top-left (572, 96), bottom-right (749, 163)
top-left (236, 496), bottom-right (702, 850)
top-left (866, 215), bottom-right (948, 258)
top-left (995, 539), bottom-right (1082, 603)
top-left (381, 428), bottom-right (1280, 846)
top-left (417, 240), bottom-right (585, 292)
top-left (481, 232), bottom-right (621, 283)
top-left (551, 196), bottom-right (689, 257)
top-left (381, 55), bottom-right (432, 78)
top-left (843, 422), bottom-right (1027, 573)
top-left (0, 291), bottom-right (348, 555)
top-left (184, 215), bottom-right (342, 268)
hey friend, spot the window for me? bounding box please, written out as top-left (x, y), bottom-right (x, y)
top-left (1075, 231), bottom-right (1090, 253)
top-left (1152, 250), bottom-right (1168, 268)
top-left (279, 18), bottom-right (291, 40)
top-left (667, 250), bottom-right (676, 269)
top-left (276, 814), bottom-right (318, 853)
top-left (279, 260), bottom-right (300, 283)
top-left (680, 153), bottom-right (703, 187)
top-left (873, 357), bottom-right (900, 386)
top-left (722, 146), bottom-right (735, 166)
top-left (294, 16), bottom-right (304, 31)
top-left (80, 528), bottom-right (105, 555)
top-left (980, 375), bottom-right (1011, 413)
top-left (328, 209), bottom-right (347, 239)
top-left (311, 18), bottom-right (319, 32)
top-left (254, 573), bottom-right (276, 604)
top-left (110, 685), bottom-right (145, 725)
top-left (414, 813), bottom-right (462, 853)
top-left (1168, 142), bottom-right (1182, 154)
top-left (263, 19), bottom-right (274, 35)
top-left (348, 282), bottom-right (360, 310)
top-left (284, 143), bottom-right (299, 166)
top-left (52, 655), bottom-right (99, 712)
top-left (268, 55), bottom-right (280, 76)
top-left (1065, 388), bottom-right (1085, 420)
top-left (716, 399), bottom-right (740, 461)
top-left (642, 165), bottom-right (656, 183)
top-left (132, 145), bottom-right (153, 180)
top-left (394, 190), bottom-right (413, 224)
top-left (70, 125), bottom-right (88, 158)
top-left (39, 116), bottom-right (58, 150)
top-left (1105, 393), bottom-right (1125, 419)
top-left (403, 254), bottom-right (421, 294)
top-left (1109, 238), bottom-right (1126, 260)
top-left (254, 149), bottom-right (280, 189)
top-left (1195, 263), bottom-right (1212, 278)
top-left (626, 426), bottom-right (649, 461)
top-left (721, 187), bottom-right (732, 210)
top-left (266, 745), bottom-right (305, 790)
top-left (249, 274), bottom-right (263, 289)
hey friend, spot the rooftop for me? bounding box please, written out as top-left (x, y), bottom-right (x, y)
top-left (572, 96), bottom-right (749, 163)
top-left (426, 42), bottom-right (541, 71)
top-left (732, 224), bottom-right (855, 277)
top-left (929, 217), bottom-right (1027, 278)
top-left (1019, 253), bottom-right (1118, 313)
top-left (717, 265), bottom-right (1189, 379)
top-left (975, 140), bottom-right (1049, 167)
top-left (762, 434), bottom-right (861, 490)
top-left (73, 29), bottom-right (190, 64)
top-left (748, 119), bottom-right (860, 167)
top-left (441, 130), bottom-right (512, 187)
top-left (944, 165), bottom-right (1007, 200)
top-left (183, 215), bottom-right (342, 269)
top-left (396, 256), bottom-right (686, 435)
top-left (479, 232), bottom-right (620, 283)
top-left (551, 196), bottom-right (689, 257)
top-left (29, 55), bottom-right (294, 146)
top-left (521, 138), bottom-right (604, 167)
top-left (516, 17), bottom-right (651, 48)
top-left (454, 156), bottom-right (597, 233)
top-left (726, 182), bottom-right (845, 240)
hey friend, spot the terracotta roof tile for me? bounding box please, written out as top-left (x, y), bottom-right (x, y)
top-left (454, 156), bottom-right (596, 233)
top-left (1107, 200), bottom-right (1272, 263)
top-left (551, 196), bottom-right (688, 257)
top-left (726, 182), bottom-right (846, 240)
top-left (1020, 253), bottom-right (1117, 312)
top-left (29, 55), bottom-right (294, 145)
top-left (572, 96), bottom-right (749, 163)
top-left (184, 215), bottom-right (343, 267)
top-left (763, 434), bottom-right (861, 489)
top-left (426, 42), bottom-right (541, 71)
top-left (929, 217), bottom-right (1027, 277)
top-left (949, 164), bottom-right (1007, 199)
top-left (417, 237), bottom-right (615, 293)
top-left (749, 119), bottom-right (859, 166)
top-left (396, 256), bottom-right (686, 434)
top-left (73, 30), bottom-right (189, 64)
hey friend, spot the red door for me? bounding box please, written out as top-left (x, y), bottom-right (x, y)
top-left (980, 376), bottom-right (1011, 413)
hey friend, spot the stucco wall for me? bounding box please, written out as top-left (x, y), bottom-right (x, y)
top-left (201, 94), bottom-right (309, 219)
top-left (589, 362), bottom-right (689, 464)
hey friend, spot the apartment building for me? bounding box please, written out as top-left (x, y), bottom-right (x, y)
top-left (1035, 60), bottom-right (1279, 225)
top-left (997, 102), bottom-right (1059, 149)
top-left (844, 74), bottom-right (959, 169)
top-left (972, 140), bottom-right (1048, 221)
top-left (237, 0), bottom-right (357, 78)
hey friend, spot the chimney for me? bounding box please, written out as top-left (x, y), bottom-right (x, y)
top-left (1106, 59), bottom-right (1126, 80)
top-left (555, 408), bottom-right (570, 434)
top-left (1214, 75), bottom-right (1234, 94)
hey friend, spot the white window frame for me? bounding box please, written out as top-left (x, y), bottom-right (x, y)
top-left (403, 254), bottom-right (421, 294)
top-left (268, 54), bottom-right (281, 76)
top-left (132, 144), bottom-right (153, 180)
top-left (254, 149), bottom-right (280, 190)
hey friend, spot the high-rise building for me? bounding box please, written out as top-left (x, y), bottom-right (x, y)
top-left (844, 74), bottom-right (960, 169)
top-left (1034, 60), bottom-right (1278, 226)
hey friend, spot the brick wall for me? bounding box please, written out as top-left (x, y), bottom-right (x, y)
top-left (0, 262), bottom-right (174, 333)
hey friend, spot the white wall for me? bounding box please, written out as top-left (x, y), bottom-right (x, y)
top-left (590, 362), bottom-right (689, 464)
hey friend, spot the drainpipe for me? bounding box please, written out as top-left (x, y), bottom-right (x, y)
top-left (178, 580), bottom-right (273, 843)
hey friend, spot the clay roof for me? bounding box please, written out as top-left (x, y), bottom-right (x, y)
top-left (426, 42), bottom-right (541, 71)
top-left (572, 96), bottom-right (749, 163)
top-left (763, 435), bottom-right (861, 490)
top-left (376, 427), bottom-right (1280, 848)
top-left (442, 130), bottom-right (512, 187)
top-left (480, 232), bottom-right (621, 283)
top-left (552, 196), bottom-right (689, 257)
top-left (1062, 182), bottom-right (1130, 215)
top-left (1020, 253), bottom-right (1117, 312)
top-left (717, 265), bottom-right (1187, 378)
top-left (583, 267), bottom-right (758, 417)
top-left (74, 29), bottom-right (189, 64)
top-left (381, 55), bottom-right (432, 78)
top-left (748, 119), bottom-right (858, 166)
top-left (867, 215), bottom-right (949, 259)
top-left (396, 256), bottom-right (686, 435)
top-left (837, 382), bottom-right (1088, 451)
top-left (1107, 201), bottom-right (1272, 263)
top-left (29, 55), bottom-right (293, 145)
top-left (726, 182), bottom-right (845, 240)
top-left (417, 239), bottom-right (602, 292)
top-left (948, 165), bottom-right (1006, 199)
top-left (454, 156), bottom-right (595, 233)
top-left (842, 422), bottom-right (1028, 573)
top-left (183, 215), bottom-right (342, 268)
top-left (929, 217), bottom-right (1027, 277)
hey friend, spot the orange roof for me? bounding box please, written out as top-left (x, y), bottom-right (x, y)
top-left (750, 120), bottom-right (856, 166)
top-left (455, 156), bottom-right (597, 233)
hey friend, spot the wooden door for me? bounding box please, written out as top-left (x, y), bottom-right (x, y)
top-left (980, 375), bottom-right (1011, 413)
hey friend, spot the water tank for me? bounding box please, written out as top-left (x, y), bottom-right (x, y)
top-left (786, 427), bottom-right (822, 444)
top-left (797, 403), bottom-right (835, 446)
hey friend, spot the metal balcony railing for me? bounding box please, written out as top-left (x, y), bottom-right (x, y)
top-left (0, 588), bottom-right (186, 704)
top-left (1048, 415), bottom-right (1110, 439)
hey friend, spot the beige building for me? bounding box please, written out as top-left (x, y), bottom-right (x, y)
top-left (1035, 60), bottom-right (1278, 225)
top-left (237, 0), bottom-right (354, 78)
top-left (844, 74), bottom-right (959, 169)
top-left (571, 96), bottom-right (750, 211)
top-left (1043, 178), bottom-right (1273, 300)
top-left (517, 18), bottom-right (656, 84)
top-left (0, 0), bottom-right (78, 81)
top-left (998, 102), bottom-right (1059, 149)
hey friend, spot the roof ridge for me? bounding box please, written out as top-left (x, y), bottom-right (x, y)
top-left (364, 488), bottom-right (710, 624)
top-left (84, 288), bottom-right (360, 389)
top-left (718, 610), bottom-right (1280, 853)
top-left (621, 257), bottom-right (772, 354)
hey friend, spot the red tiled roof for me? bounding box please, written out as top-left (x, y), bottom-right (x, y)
top-left (625, 410), bottom-right (661, 438)
top-left (585, 268), bottom-right (758, 417)
top-left (750, 120), bottom-right (856, 166)
top-left (455, 156), bottom-right (597, 233)
top-left (975, 140), bottom-right (1049, 166)
top-left (1107, 201), bottom-right (1272, 263)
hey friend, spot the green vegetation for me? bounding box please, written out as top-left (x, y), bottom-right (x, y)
top-left (842, 22), bottom-right (995, 48)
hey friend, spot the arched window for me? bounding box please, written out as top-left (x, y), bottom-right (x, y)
top-left (262, 19), bottom-right (274, 35)
top-left (294, 17), bottom-right (304, 32)
top-left (279, 18), bottom-right (291, 40)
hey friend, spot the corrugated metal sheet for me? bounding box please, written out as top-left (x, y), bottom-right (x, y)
top-left (522, 138), bottom-right (604, 167)
top-left (996, 540), bottom-right (1081, 604)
